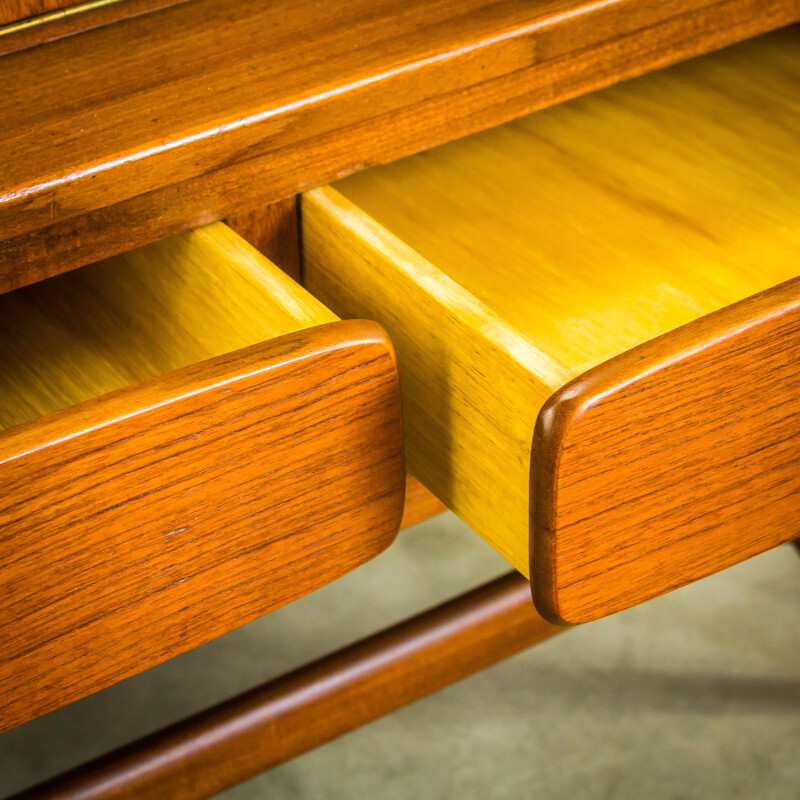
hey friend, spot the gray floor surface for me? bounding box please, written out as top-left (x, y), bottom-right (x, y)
top-left (2, 512), bottom-right (799, 799)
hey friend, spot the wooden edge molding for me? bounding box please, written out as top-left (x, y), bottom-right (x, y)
top-left (0, 0), bottom-right (89, 29)
top-left (2, 1), bottom-right (798, 291)
top-left (10, 572), bottom-right (561, 800)
top-left (0, 320), bottom-right (405, 731)
top-left (0, 0), bottom-right (188, 55)
top-left (531, 277), bottom-right (800, 624)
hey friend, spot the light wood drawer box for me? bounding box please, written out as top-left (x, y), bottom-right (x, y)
top-left (302, 28), bottom-right (800, 625)
top-left (0, 223), bottom-right (404, 731)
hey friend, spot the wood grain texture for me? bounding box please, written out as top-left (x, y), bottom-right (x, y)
top-left (227, 198), bottom-right (301, 282)
top-left (0, 223), bottom-right (405, 731)
top-left (303, 28), bottom-right (800, 578)
top-left (0, 0), bottom-right (81, 26)
top-left (0, 222), bottom-right (337, 429)
top-left (0, 320), bottom-right (405, 732)
top-left (533, 279), bottom-right (800, 623)
top-left (0, 0), bottom-right (188, 56)
top-left (304, 186), bottom-right (558, 574)
top-left (11, 573), bottom-right (559, 800)
top-left (2, 0), bottom-right (798, 292)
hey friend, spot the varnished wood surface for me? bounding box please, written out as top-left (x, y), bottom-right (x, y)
top-left (12, 573), bottom-right (560, 800)
top-left (0, 321), bottom-right (405, 732)
top-left (2, 0), bottom-right (798, 293)
top-left (0, 0), bottom-right (80, 26)
top-left (0, 226), bottom-right (405, 731)
top-left (303, 28), bottom-right (800, 580)
top-left (227, 198), bottom-right (301, 283)
top-left (534, 279), bottom-right (800, 623)
top-left (0, 222), bottom-right (335, 429)
top-left (0, 0), bottom-right (188, 56)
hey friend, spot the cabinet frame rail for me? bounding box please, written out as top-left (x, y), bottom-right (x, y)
top-left (10, 572), bottom-right (561, 800)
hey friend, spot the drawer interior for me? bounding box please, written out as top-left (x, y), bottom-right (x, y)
top-left (303, 27), bottom-right (800, 583)
top-left (0, 222), bottom-right (336, 430)
top-left (328, 27), bottom-right (798, 382)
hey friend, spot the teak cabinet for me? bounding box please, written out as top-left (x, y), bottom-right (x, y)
top-left (1, 1), bottom-right (799, 797)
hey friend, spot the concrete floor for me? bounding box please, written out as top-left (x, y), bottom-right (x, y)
top-left (2, 513), bottom-right (799, 799)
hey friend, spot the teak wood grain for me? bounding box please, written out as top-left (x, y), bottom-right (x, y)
top-left (0, 320), bottom-right (405, 733)
top-left (0, 0), bottom-right (189, 56)
top-left (0, 0), bottom-right (80, 26)
top-left (2, 0), bottom-right (798, 292)
top-left (533, 279), bottom-right (800, 624)
top-left (0, 224), bottom-right (405, 731)
top-left (12, 573), bottom-right (559, 800)
top-left (303, 28), bottom-right (800, 585)
top-left (227, 199), bottom-right (301, 283)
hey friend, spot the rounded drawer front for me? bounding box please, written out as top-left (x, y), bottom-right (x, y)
top-left (301, 27), bottom-right (800, 624)
top-left (0, 223), bottom-right (405, 731)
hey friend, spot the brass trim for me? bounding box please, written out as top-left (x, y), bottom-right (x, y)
top-left (0, 0), bottom-right (127, 38)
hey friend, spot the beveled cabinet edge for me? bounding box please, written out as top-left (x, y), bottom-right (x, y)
top-left (531, 276), bottom-right (800, 625)
top-left (0, 319), bottom-right (406, 731)
top-left (4, 1), bottom-right (800, 291)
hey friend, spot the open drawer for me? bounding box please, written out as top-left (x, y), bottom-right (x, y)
top-left (302, 27), bottom-right (800, 625)
top-left (0, 224), bottom-right (404, 731)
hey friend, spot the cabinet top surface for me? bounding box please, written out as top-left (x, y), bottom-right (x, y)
top-left (2, 0), bottom-right (798, 292)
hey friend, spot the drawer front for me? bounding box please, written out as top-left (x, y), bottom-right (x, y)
top-left (302, 28), bottom-right (800, 622)
top-left (0, 228), bottom-right (404, 731)
top-left (533, 281), bottom-right (800, 623)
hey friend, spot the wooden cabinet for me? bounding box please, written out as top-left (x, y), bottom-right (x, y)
top-left (2, 1), bottom-right (799, 795)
